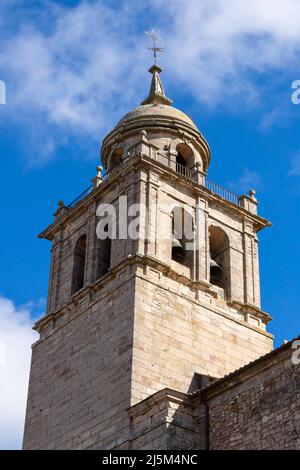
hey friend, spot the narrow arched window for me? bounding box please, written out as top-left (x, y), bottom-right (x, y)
top-left (209, 226), bottom-right (230, 298)
top-left (96, 224), bottom-right (111, 279)
top-left (71, 235), bottom-right (87, 294)
top-left (171, 207), bottom-right (194, 270)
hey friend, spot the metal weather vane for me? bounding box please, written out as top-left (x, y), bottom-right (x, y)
top-left (145, 30), bottom-right (164, 64)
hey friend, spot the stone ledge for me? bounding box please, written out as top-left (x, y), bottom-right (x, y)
top-left (128, 388), bottom-right (191, 418)
top-left (34, 252), bottom-right (273, 341)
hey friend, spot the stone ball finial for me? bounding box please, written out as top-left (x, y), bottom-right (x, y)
top-left (96, 165), bottom-right (103, 176)
top-left (249, 189), bottom-right (256, 200)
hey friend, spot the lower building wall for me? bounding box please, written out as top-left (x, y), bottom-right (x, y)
top-left (124, 389), bottom-right (202, 450)
top-left (204, 345), bottom-right (300, 450)
top-left (124, 342), bottom-right (300, 450)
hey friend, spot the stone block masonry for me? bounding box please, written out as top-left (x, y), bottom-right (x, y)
top-left (201, 338), bottom-right (300, 450)
top-left (23, 272), bottom-right (136, 450)
top-left (123, 339), bottom-right (300, 450)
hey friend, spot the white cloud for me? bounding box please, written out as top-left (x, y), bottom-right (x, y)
top-left (159, 0), bottom-right (300, 105)
top-left (0, 296), bottom-right (38, 450)
top-left (1, 0), bottom-right (300, 162)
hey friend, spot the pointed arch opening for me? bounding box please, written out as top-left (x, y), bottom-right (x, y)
top-left (71, 234), bottom-right (87, 294)
top-left (209, 226), bottom-right (230, 298)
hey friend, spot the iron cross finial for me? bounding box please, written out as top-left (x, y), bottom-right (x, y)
top-left (145, 31), bottom-right (164, 64)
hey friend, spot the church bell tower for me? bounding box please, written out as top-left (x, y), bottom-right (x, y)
top-left (23, 63), bottom-right (273, 450)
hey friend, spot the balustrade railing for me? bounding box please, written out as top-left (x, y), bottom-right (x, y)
top-left (65, 144), bottom-right (241, 211)
top-left (66, 185), bottom-right (94, 209)
top-left (204, 178), bottom-right (240, 206)
top-left (175, 162), bottom-right (193, 180)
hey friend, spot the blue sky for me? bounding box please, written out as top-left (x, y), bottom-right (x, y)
top-left (0, 0), bottom-right (300, 449)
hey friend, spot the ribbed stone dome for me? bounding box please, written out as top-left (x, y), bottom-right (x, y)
top-left (116, 103), bottom-right (198, 130)
top-left (101, 63), bottom-right (211, 172)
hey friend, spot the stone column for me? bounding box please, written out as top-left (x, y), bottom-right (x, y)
top-left (168, 148), bottom-right (178, 172)
top-left (242, 221), bottom-right (261, 308)
top-left (195, 198), bottom-right (209, 283)
top-left (47, 228), bottom-right (63, 313)
top-left (86, 202), bottom-right (97, 284)
top-left (193, 163), bottom-right (205, 185)
top-left (228, 242), bottom-right (244, 303)
top-left (137, 170), bottom-right (160, 259)
top-left (136, 130), bottom-right (151, 157)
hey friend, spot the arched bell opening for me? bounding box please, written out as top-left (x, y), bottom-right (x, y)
top-left (172, 237), bottom-right (186, 264)
top-left (171, 207), bottom-right (194, 271)
top-left (96, 224), bottom-right (111, 280)
top-left (176, 143), bottom-right (194, 169)
top-left (209, 226), bottom-right (230, 298)
top-left (71, 234), bottom-right (87, 295)
top-left (109, 148), bottom-right (123, 171)
top-left (176, 151), bottom-right (187, 168)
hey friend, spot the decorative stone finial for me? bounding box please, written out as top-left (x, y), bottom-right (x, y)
top-left (141, 65), bottom-right (173, 106)
top-left (249, 189), bottom-right (257, 201)
top-left (92, 166), bottom-right (104, 188)
top-left (53, 200), bottom-right (66, 219)
top-left (96, 165), bottom-right (103, 177)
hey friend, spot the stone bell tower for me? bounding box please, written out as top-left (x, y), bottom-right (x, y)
top-left (23, 63), bottom-right (273, 450)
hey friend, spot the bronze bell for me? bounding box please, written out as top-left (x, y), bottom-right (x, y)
top-left (210, 259), bottom-right (221, 269)
top-left (210, 258), bottom-right (222, 284)
top-left (172, 238), bottom-right (185, 262)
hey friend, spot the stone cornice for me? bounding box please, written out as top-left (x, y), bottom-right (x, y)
top-left (227, 300), bottom-right (272, 324)
top-left (38, 155), bottom-right (140, 241)
top-left (134, 153), bottom-right (271, 232)
top-left (38, 152), bottom-right (270, 242)
top-left (34, 251), bottom-right (273, 342)
top-left (134, 256), bottom-right (273, 335)
top-left (128, 388), bottom-right (191, 418)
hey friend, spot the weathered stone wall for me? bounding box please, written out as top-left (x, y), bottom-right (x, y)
top-left (119, 343), bottom-right (300, 451)
top-left (123, 389), bottom-right (201, 450)
top-left (202, 344), bottom-right (300, 450)
top-left (23, 270), bottom-right (136, 450)
top-left (46, 167), bottom-right (139, 314)
top-left (131, 266), bottom-right (273, 405)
